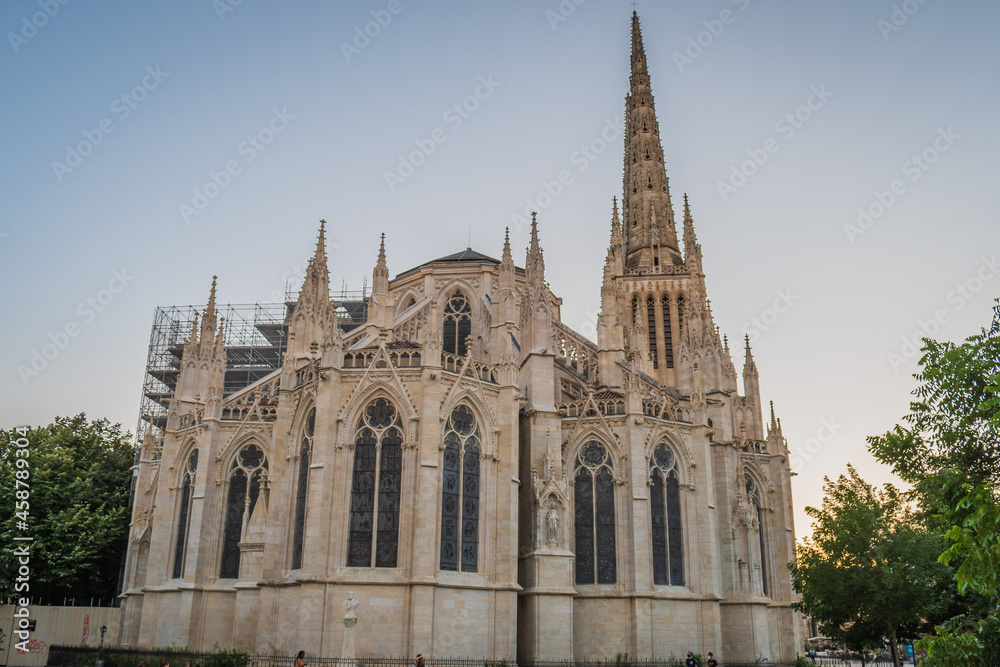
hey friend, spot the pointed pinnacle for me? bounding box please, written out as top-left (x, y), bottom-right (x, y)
top-left (770, 400), bottom-right (778, 430)
top-left (189, 311), bottom-right (200, 345)
top-left (744, 334), bottom-right (756, 365)
top-left (610, 197), bottom-right (623, 245)
top-left (377, 233), bottom-right (386, 264)
top-left (502, 227), bottom-right (512, 262)
top-left (205, 275), bottom-right (217, 320)
top-left (315, 219), bottom-right (327, 263)
top-left (529, 213), bottom-right (540, 254)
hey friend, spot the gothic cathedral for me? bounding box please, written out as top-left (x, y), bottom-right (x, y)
top-left (120, 13), bottom-right (801, 662)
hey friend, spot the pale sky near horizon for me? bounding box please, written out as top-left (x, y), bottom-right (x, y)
top-left (1, 1), bottom-right (998, 540)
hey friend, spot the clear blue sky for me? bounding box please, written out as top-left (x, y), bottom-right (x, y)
top-left (1, 0), bottom-right (998, 538)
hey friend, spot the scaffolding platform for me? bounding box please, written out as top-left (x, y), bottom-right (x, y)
top-left (135, 289), bottom-right (368, 445)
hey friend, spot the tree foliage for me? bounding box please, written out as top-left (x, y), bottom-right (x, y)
top-left (790, 466), bottom-right (949, 666)
top-left (869, 303), bottom-right (1000, 493)
top-left (868, 302), bottom-right (1000, 665)
top-left (0, 414), bottom-right (134, 603)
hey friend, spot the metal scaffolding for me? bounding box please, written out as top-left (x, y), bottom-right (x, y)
top-left (135, 288), bottom-right (368, 446)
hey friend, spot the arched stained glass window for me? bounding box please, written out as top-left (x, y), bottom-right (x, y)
top-left (172, 448), bottom-right (198, 579)
top-left (291, 408), bottom-right (315, 570)
top-left (440, 405), bottom-right (481, 572)
top-left (220, 444), bottom-right (268, 578)
top-left (347, 398), bottom-right (403, 568)
top-left (746, 474), bottom-right (769, 596)
top-left (650, 443), bottom-right (684, 586)
top-left (443, 291), bottom-right (472, 357)
top-left (574, 442), bottom-right (617, 585)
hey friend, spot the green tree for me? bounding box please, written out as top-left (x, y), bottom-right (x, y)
top-left (868, 303), bottom-right (1000, 664)
top-left (0, 414), bottom-right (134, 603)
top-left (790, 466), bottom-right (949, 667)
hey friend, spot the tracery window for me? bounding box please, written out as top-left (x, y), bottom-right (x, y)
top-left (647, 296), bottom-right (658, 369)
top-left (677, 294), bottom-right (685, 336)
top-left (172, 448), bottom-right (197, 579)
top-left (439, 405), bottom-right (481, 572)
top-left (443, 290), bottom-right (472, 357)
top-left (746, 474), bottom-right (769, 596)
top-left (220, 444), bottom-right (268, 578)
top-left (291, 408), bottom-right (315, 570)
top-left (661, 295), bottom-right (674, 369)
top-left (649, 444), bottom-right (684, 586)
top-left (574, 441), bottom-right (617, 585)
top-left (347, 398), bottom-right (403, 568)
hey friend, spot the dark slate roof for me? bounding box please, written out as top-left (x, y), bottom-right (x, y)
top-left (385, 340), bottom-right (421, 350)
top-left (430, 248), bottom-right (500, 264)
top-left (396, 247), bottom-right (520, 280)
top-left (594, 390), bottom-right (625, 400)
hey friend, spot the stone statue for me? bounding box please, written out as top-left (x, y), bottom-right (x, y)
top-left (343, 590), bottom-right (359, 620)
top-left (546, 507), bottom-right (560, 547)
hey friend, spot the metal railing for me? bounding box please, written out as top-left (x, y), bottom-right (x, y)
top-left (47, 648), bottom-right (810, 667)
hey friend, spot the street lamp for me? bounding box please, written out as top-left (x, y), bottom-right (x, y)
top-left (96, 625), bottom-right (108, 667)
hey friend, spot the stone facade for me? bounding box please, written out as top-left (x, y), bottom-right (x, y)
top-left (119, 12), bottom-right (801, 663)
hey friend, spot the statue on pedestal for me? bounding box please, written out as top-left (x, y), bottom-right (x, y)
top-left (344, 591), bottom-right (360, 621)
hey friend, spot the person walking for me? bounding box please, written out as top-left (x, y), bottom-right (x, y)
top-left (685, 652), bottom-right (698, 667)
top-left (412, 654), bottom-right (425, 667)
top-left (295, 651), bottom-right (308, 667)
top-left (706, 652), bottom-right (717, 667)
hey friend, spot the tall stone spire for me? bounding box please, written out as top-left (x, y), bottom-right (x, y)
top-left (623, 11), bottom-right (680, 268)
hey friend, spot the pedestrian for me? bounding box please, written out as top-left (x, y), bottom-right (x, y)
top-left (706, 652), bottom-right (717, 667)
top-left (295, 651), bottom-right (308, 667)
top-left (413, 654), bottom-right (425, 667)
top-left (685, 652), bottom-right (697, 667)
